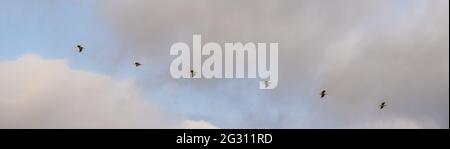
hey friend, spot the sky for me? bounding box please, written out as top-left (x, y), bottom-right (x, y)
top-left (0, 0), bottom-right (448, 128)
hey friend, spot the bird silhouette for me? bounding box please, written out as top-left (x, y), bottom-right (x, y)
top-left (190, 70), bottom-right (196, 78)
top-left (262, 80), bottom-right (270, 88)
top-left (320, 90), bottom-right (327, 98)
top-left (76, 45), bottom-right (84, 53)
top-left (380, 101), bottom-right (387, 109)
top-left (134, 62), bottom-right (141, 67)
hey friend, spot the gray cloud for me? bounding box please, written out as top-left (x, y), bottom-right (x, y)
top-left (92, 0), bottom-right (448, 128)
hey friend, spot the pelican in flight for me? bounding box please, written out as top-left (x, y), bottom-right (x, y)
top-left (320, 90), bottom-right (327, 98)
top-left (134, 62), bottom-right (141, 67)
top-left (76, 45), bottom-right (84, 53)
top-left (262, 80), bottom-right (270, 88)
top-left (380, 101), bottom-right (387, 109)
top-left (190, 70), bottom-right (197, 78)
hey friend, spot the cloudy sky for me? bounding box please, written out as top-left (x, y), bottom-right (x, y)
top-left (0, 0), bottom-right (448, 128)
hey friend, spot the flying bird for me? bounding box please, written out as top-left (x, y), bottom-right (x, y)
top-left (76, 45), bottom-right (84, 53)
top-left (380, 101), bottom-right (387, 109)
top-left (262, 80), bottom-right (270, 88)
top-left (190, 70), bottom-right (197, 78)
top-left (320, 90), bottom-right (327, 98)
top-left (134, 62), bottom-right (141, 67)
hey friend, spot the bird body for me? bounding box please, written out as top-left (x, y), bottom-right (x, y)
top-left (263, 80), bottom-right (270, 88)
top-left (76, 45), bottom-right (84, 53)
top-left (380, 102), bottom-right (387, 109)
top-left (190, 70), bottom-right (196, 78)
top-left (134, 62), bottom-right (141, 67)
top-left (320, 90), bottom-right (327, 98)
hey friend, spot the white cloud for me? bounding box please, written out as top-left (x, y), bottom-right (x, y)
top-left (354, 118), bottom-right (440, 129)
top-left (179, 120), bottom-right (219, 129)
top-left (0, 54), bottom-right (217, 129)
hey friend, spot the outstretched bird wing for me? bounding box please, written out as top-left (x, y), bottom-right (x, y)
top-left (77, 45), bottom-right (83, 53)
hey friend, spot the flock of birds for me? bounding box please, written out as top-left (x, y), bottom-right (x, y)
top-left (77, 44), bottom-right (388, 110)
top-left (319, 90), bottom-right (387, 110)
top-left (77, 44), bottom-right (141, 67)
